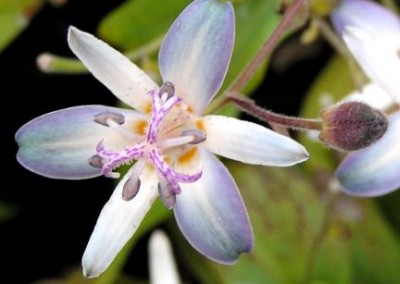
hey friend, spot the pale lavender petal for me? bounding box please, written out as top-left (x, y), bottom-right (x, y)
top-left (332, 0), bottom-right (400, 38)
top-left (336, 112), bottom-right (400, 196)
top-left (159, 0), bottom-right (234, 114)
top-left (15, 105), bottom-right (146, 179)
top-left (68, 26), bottom-right (158, 112)
top-left (82, 165), bottom-right (158, 278)
top-left (199, 115), bottom-right (309, 166)
top-left (174, 148), bottom-right (253, 264)
top-left (331, 0), bottom-right (400, 102)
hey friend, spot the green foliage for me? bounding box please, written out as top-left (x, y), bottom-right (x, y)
top-left (0, 0), bottom-right (43, 52)
top-left (173, 162), bottom-right (400, 284)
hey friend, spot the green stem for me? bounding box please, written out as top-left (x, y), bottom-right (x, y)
top-left (226, 0), bottom-right (307, 95)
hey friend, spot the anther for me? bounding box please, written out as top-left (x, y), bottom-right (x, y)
top-left (158, 183), bottom-right (176, 209)
top-left (159, 81), bottom-right (175, 100)
top-left (88, 154), bottom-right (104, 168)
top-left (122, 177), bottom-right (141, 201)
top-left (94, 112), bottom-right (125, 126)
top-left (182, 129), bottom-right (206, 144)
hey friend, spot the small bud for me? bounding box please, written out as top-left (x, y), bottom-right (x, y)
top-left (319, 101), bottom-right (388, 151)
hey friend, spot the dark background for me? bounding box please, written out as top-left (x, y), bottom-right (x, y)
top-left (1, 0), bottom-right (332, 282)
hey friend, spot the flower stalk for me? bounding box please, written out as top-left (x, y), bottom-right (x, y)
top-left (227, 94), bottom-right (323, 131)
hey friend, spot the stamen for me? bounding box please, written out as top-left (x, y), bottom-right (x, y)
top-left (88, 154), bottom-right (104, 168)
top-left (122, 177), bottom-right (141, 201)
top-left (147, 90), bottom-right (182, 143)
top-left (182, 129), bottom-right (206, 144)
top-left (158, 182), bottom-right (176, 209)
top-left (159, 135), bottom-right (195, 149)
top-left (150, 149), bottom-right (202, 194)
top-left (159, 81), bottom-right (175, 100)
top-left (94, 112), bottom-right (125, 126)
top-left (122, 160), bottom-right (146, 201)
top-left (96, 141), bottom-right (145, 178)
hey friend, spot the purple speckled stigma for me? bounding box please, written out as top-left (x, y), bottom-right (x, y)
top-left (93, 82), bottom-right (202, 201)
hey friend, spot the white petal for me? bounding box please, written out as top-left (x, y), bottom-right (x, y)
top-left (82, 164), bottom-right (158, 278)
top-left (68, 26), bottom-right (158, 112)
top-left (159, 0), bottom-right (234, 114)
top-left (346, 82), bottom-right (394, 111)
top-left (199, 115), bottom-right (309, 166)
top-left (343, 26), bottom-right (400, 102)
top-left (149, 231), bottom-right (180, 284)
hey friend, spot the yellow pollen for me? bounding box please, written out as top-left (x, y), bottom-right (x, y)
top-left (133, 120), bottom-right (148, 135)
top-left (186, 105), bottom-right (194, 113)
top-left (178, 147), bottom-right (198, 164)
top-left (144, 102), bottom-right (152, 114)
top-left (195, 119), bottom-right (205, 131)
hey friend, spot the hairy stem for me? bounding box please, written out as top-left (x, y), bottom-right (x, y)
top-left (228, 94), bottom-right (323, 131)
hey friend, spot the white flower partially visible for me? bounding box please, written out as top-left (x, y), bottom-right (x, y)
top-left (332, 0), bottom-right (400, 197)
top-left (149, 231), bottom-right (180, 284)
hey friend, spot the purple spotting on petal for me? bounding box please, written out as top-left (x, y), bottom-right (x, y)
top-left (336, 112), bottom-right (400, 196)
top-left (159, 0), bottom-right (235, 114)
top-left (174, 149), bottom-right (253, 264)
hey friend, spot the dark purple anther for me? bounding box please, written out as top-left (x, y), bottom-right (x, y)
top-left (94, 112), bottom-right (125, 126)
top-left (182, 129), bottom-right (206, 144)
top-left (158, 183), bottom-right (176, 209)
top-left (88, 154), bottom-right (104, 168)
top-left (122, 177), bottom-right (141, 201)
top-left (159, 81), bottom-right (175, 100)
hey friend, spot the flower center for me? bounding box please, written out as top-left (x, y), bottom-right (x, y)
top-left (89, 82), bottom-right (205, 208)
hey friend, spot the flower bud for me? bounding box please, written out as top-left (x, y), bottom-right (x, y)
top-left (319, 101), bottom-right (388, 151)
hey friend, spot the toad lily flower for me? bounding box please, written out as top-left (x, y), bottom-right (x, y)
top-left (15, 0), bottom-right (308, 277)
top-left (332, 0), bottom-right (400, 196)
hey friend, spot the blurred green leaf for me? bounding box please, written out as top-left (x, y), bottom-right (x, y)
top-left (0, 0), bottom-right (43, 52)
top-left (171, 161), bottom-right (400, 283)
top-left (173, 163), bottom-right (324, 284)
top-left (98, 0), bottom-right (191, 50)
top-left (221, 0), bottom-right (281, 93)
top-left (299, 56), bottom-right (355, 173)
top-left (349, 200), bottom-right (400, 283)
top-left (0, 201), bottom-right (17, 222)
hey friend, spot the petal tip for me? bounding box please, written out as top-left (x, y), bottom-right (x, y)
top-left (82, 259), bottom-right (100, 279)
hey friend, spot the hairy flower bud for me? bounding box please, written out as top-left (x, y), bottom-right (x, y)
top-left (319, 101), bottom-right (388, 151)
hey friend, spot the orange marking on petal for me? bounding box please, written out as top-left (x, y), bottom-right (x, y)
top-left (178, 147), bottom-right (198, 164)
top-left (195, 119), bottom-right (205, 131)
top-left (144, 102), bottom-right (152, 114)
top-left (133, 120), bottom-right (148, 135)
